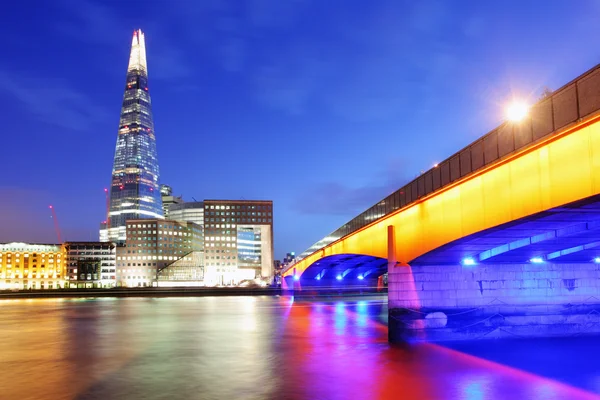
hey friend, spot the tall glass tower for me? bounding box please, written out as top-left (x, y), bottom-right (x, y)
top-left (102, 29), bottom-right (163, 243)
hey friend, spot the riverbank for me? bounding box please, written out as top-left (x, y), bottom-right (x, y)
top-left (0, 286), bottom-right (387, 299)
top-left (0, 287), bottom-right (282, 299)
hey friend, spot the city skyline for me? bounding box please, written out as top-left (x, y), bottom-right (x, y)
top-left (1, 1), bottom-right (600, 259)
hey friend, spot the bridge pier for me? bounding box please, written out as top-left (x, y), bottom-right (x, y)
top-left (388, 262), bottom-right (600, 342)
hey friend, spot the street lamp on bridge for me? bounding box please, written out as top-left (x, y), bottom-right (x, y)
top-left (506, 100), bottom-right (530, 122)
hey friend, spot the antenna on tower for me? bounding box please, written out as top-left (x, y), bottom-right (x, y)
top-left (49, 205), bottom-right (62, 244)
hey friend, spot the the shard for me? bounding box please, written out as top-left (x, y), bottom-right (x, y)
top-left (101, 29), bottom-right (163, 243)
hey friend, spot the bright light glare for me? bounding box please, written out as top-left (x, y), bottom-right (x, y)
top-left (293, 275), bottom-right (300, 281)
top-left (336, 275), bottom-right (343, 281)
top-left (357, 275), bottom-right (364, 280)
top-left (530, 257), bottom-right (544, 264)
top-left (506, 101), bottom-right (529, 122)
top-left (593, 257), bottom-right (600, 264)
top-left (315, 276), bottom-right (321, 280)
top-left (462, 257), bottom-right (476, 266)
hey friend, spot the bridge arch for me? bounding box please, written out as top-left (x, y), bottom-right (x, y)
top-left (283, 254), bottom-right (388, 289)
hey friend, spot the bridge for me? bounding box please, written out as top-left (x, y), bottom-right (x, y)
top-left (283, 63), bottom-right (600, 342)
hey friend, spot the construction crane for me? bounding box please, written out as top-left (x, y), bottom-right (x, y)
top-left (48, 205), bottom-right (62, 243)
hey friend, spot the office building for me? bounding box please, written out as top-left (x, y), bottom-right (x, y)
top-left (169, 201), bottom-right (205, 249)
top-left (64, 242), bottom-right (117, 288)
top-left (0, 242), bottom-right (65, 290)
top-left (156, 251), bottom-right (205, 287)
top-left (116, 219), bottom-right (203, 287)
top-left (102, 29), bottom-right (163, 243)
top-left (203, 200), bottom-right (273, 286)
top-left (160, 184), bottom-right (183, 218)
top-left (169, 201), bottom-right (205, 226)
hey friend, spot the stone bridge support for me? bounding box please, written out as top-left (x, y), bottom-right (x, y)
top-left (388, 259), bottom-right (600, 342)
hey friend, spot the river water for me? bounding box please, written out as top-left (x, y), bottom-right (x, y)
top-left (0, 295), bottom-right (599, 400)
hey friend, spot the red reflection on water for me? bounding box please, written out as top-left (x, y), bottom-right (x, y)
top-left (279, 298), bottom-right (599, 400)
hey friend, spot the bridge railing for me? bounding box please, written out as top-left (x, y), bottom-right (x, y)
top-left (292, 63), bottom-right (600, 268)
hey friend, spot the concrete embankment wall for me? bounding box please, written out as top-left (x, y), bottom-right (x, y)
top-left (388, 263), bottom-right (600, 342)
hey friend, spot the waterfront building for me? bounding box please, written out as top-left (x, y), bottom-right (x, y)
top-left (203, 200), bottom-right (273, 286)
top-left (156, 251), bottom-right (205, 287)
top-left (169, 201), bottom-right (205, 249)
top-left (160, 184), bottom-right (183, 218)
top-left (102, 29), bottom-right (163, 244)
top-left (64, 242), bottom-right (117, 288)
top-left (169, 201), bottom-right (205, 226)
top-left (116, 219), bottom-right (203, 287)
top-left (0, 243), bottom-right (65, 290)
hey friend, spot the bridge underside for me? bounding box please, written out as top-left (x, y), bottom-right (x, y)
top-left (412, 194), bottom-right (600, 265)
top-left (284, 254), bottom-right (388, 290)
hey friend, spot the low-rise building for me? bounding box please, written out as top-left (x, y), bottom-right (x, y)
top-left (0, 242), bottom-right (65, 290)
top-left (203, 200), bottom-right (273, 286)
top-left (64, 242), bottom-right (117, 288)
top-left (116, 219), bottom-right (203, 287)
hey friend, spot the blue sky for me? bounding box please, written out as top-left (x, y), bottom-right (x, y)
top-left (1, 0), bottom-right (599, 259)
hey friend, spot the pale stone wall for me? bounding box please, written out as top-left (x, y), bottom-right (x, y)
top-left (388, 263), bottom-right (600, 342)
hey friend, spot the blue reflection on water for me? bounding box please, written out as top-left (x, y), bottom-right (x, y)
top-left (461, 380), bottom-right (484, 400)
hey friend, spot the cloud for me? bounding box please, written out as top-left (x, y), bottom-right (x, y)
top-left (292, 182), bottom-right (390, 216)
top-left (292, 158), bottom-right (409, 216)
top-left (55, 0), bottom-right (123, 45)
top-left (246, 0), bottom-right (311, 29)
top-left (55, 0), bottom-right (194, 81)
top-left (245, 1), bottom-right (463, 121)
top-left (149, 44), bottom-right (194, 81)
top-left (0, 70), bottom-right (109, 131)
top-left (254, 58), bottom-right (322, 115)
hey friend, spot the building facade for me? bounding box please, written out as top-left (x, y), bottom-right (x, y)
top-left (203, 200), bottom-right (273, 286)
top-left (168, 201), bottom-right (204, 226)
top-left (64, 242), bottom-right (117, 288)
top-left (116, 219), bottom-right (203, 287)
top-left (160, 184), bottom-right (183, 218)
top-left (102, 29), bottom-right (163, 244)
top-left (0, 243), bottom-right (65, 290)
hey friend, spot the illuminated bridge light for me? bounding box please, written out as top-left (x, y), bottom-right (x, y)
top-left (293, 275), bottom-right (300, 281)
top-left (357, 275), bottom-right (364, 280)
top-left (594, 257), bottom-right (600, 264)
top-left (315, 276), bottom-right (321, 280)
top-left (336, 275), bottom-right (343, 281)
top-left (462, 257), bottom-right (476, 266)
top-left (530, 257), bottom-right (544, 264)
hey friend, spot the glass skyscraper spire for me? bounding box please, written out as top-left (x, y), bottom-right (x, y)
top-left (102, 29), bottom-right (163, 243)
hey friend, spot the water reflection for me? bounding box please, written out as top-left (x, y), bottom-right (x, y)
top-left (0, 296), bottom-right (598, 399)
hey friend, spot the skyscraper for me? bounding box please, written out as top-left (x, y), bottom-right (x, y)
top-left (102, 29), bottom-right (163, 243)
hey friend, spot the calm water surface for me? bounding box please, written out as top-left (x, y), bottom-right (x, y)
top-left (0, 296), bottom-right (599, 400)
